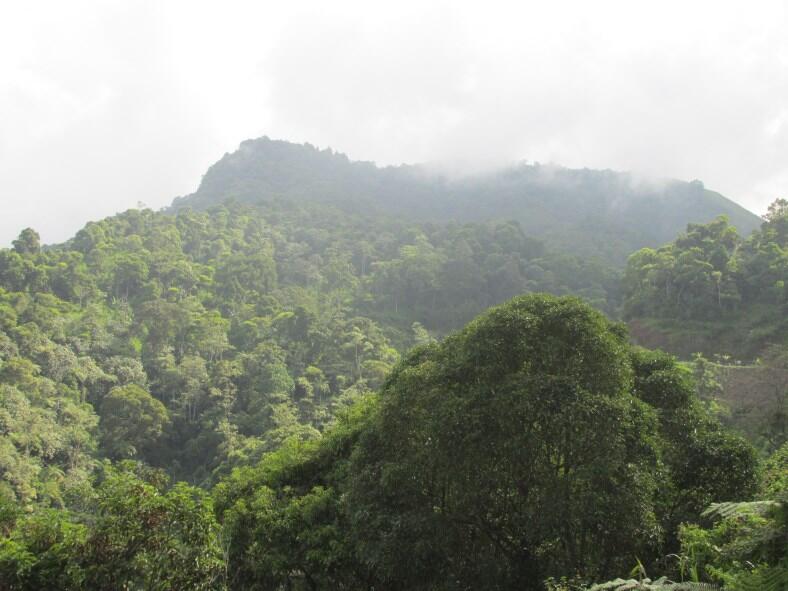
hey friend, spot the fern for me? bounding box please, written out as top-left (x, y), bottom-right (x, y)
top-left (730, 565), bottom-right (788, 591)
top-left (587, 578), bottom-right (719, 590)
top-left (701, 501), bottom-right (780, 520)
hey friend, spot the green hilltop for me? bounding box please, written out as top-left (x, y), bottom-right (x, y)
top-left (173, 137), bottom-right (762, 264)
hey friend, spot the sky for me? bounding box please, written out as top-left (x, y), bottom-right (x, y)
top-left (1, 0), bottom-right (787, 246)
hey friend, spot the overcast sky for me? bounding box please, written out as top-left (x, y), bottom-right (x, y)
top-left (2, 1), bottom-right (787, 246)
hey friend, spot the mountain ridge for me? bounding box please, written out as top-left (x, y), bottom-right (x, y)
top-left (171, 136), bottom-right (762, 264)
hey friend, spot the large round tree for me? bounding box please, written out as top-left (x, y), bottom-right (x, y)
top-left (100, 384), bottom-right (170, 461)
top-left (346, 294), bottom-right (755, 589)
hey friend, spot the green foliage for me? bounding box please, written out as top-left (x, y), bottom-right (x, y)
top-left (0, 376), bottom-right (98, 506)
top-left (11, 230), bottom-right (41, 257)
top-left (761, 441), bottom-right (788, 497)
top-left (214, 398), bottom-right (376, 589)
top-left (678, 494), bottom-right (787, 591)
top-left (594, 441), bottom-right (787, 591)
top-left (586, 579), bottom-right (719, 590)
top-left (0, 146), bottom-right (779, 589)
top-left (79, 463), bottom-right (224, 590)
top-left (173, 137), bottom-right (761, 265)
top-left (630, 349), bottom-right (760, 547)
top-left (215, 295), bottom-right (758, 590)
top-left (345, 296), bottom-right (660, 588)
top-left (99, 384), bottom-right (169, 460)
top-left (0, 463), bottom-right (224, 590)
top-left (624, 202), bottom-right (788, 358)
top-left (0, 199), bottom-right (626, 486)
top-left (624, 217), bottom-right (742, 321)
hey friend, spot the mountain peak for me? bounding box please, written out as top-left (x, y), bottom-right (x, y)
top-left (172, 137), bottom-right (762, 264)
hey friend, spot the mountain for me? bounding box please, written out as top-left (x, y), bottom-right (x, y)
top-left (0, 138), bottom-right (782, 589)
top-left (172, 137), bottom-right (762, 264)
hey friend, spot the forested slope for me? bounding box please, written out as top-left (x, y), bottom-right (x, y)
top-left (0, 143), bottom-right (783, 589)
top-left (2, 294), bottom-right (781, 590)
top-left (623, 199), bottom-right (788, 359)
top-left (173, 137), bottom-right (761, 264)
top-left (0, 201), bottom-right (622, 497)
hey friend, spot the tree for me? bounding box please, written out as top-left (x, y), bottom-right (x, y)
top-left (0, 464), bottom-right (225, 591)
top-left (99, 385), bottom-right (169, 461)
top-left (12, 230), bottom-right (40, 257)
top-left (630, 348), bottom-right (758, 545)
top-left (80, 464), bottom-right (225, 590)
top-left (111, 254), bottom-right (149, 301)
top-left (347, 295), bottom-right (662, 589)
top-left (214, 401), bottom-right (376, 590)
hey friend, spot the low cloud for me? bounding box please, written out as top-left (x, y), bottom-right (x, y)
top-left (2, 0), bottom-right (786, 244)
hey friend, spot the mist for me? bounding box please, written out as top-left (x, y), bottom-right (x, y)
top-left (2, 0), bottom-right (787, 245)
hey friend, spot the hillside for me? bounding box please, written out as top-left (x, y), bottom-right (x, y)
top-left (172, 137), bottom-right (762, 264)
top-left (623, 201), bottom-right (788, 360)
top-left (0, 148), bottom-right (783, 590)
top-left (0, 200), bottom-right (623, 494)
top-left (0, 293), bottom-right (767, 589)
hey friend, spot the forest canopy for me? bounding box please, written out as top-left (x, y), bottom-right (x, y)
top-left (0, 154), bottom-right (784, 589)
top-left (623, 199), bottom-right (788, 358)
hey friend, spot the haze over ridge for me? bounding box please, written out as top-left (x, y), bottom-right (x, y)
top-left (169, 136), bottom-right (761, 265)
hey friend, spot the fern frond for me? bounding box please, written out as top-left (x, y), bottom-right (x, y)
top-left (701, 500), bottom-right (780, 520)
top-left (587, 579), bottom-right (720, 590)
top-left (731, 566), bottom-right (788, 591)
top-left (587, 578), bottom-right (634, 590)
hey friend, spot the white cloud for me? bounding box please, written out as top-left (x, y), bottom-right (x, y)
top-left (1, 0), bottom-right (787, 244)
